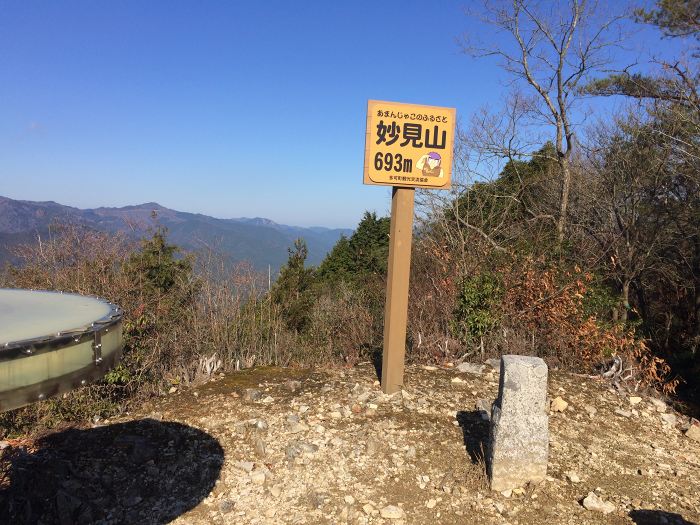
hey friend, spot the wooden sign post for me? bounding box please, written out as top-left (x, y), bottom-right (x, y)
top-left (363, 100), bottom-right (456, 394)
top-left (381, 186), bottom-right (415, 393)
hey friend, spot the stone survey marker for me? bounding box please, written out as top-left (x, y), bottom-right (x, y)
top-left (488, 355), bottom-right (549, 491)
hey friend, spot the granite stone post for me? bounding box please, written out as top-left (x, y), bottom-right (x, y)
top-left (488, 355), bottom-right (549, 491)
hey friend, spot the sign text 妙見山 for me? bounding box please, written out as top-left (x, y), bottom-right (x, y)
top-left (363, 100), bottom-right (456, 189)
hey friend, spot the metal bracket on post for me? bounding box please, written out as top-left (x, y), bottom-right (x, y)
top-left (92, 329), bottom-right (103, 365)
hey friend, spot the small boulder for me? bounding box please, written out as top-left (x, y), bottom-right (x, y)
top-left (379, 505), bottom-right (404, 519)
top-left (685, 418), bottom-right (700, 442)
top-left (219, 500), bottom-right (235, 514)
top-left (242, 389), bottom-right (262, 402)
top-left (252, 419), bottom-right (269, 431)
top-left (614, 408), bottom-right (632, 418)
top-left (583, 404), bottom-right (597, 417)
top-left (286, 440), bottom-right (318, 460)
top-left (234, 461), bottom-right (255, 473)
top-left (582, 492), bottom-right (615, 514)
top-left (485, 358), bottom-right (501, 369)
top-left (550, 397), bottom-right (568, 412)
top-left (365, 438), bottom-right (379, 455)
top-left (249, 470), bottom-right (266, 485)
top-left (254, 438), bottom-right (266, 458)
top-left (565, 471), bottom-right (581, 483)
top-left (456, 362), bottom-right (485, 374)
top-left (661, 413), bottom-right (678, 426)
top-left (649, 398), bottom-right (667, 413)
top-left (285, 380), bottom-right (302, 392)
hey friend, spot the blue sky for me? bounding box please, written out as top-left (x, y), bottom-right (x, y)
top-left (0, 0), bottom-right (678, 227)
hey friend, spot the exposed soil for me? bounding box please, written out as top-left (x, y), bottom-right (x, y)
top-left (1, 362), bottom-right (698, 524)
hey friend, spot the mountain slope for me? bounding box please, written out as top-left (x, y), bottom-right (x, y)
top-left (0, 196), bottom-right (352, 272)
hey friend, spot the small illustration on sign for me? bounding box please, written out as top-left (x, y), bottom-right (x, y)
top-left (417, 152), bottom-right (443, 178)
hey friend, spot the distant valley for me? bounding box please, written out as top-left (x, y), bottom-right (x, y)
top-left (0, 196), bottom-right (352, 273)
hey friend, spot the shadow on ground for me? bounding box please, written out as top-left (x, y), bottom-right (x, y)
top-left (456, 410), bottom-right (489, 464)
top-left (0, 418), bottom-right (223, 524)
top-left (370, 349), bottom-right (382, 382)
top-left (630, 509), bottom-right (697, 525)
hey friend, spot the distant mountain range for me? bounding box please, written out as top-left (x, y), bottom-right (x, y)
top-left (0, 196), bottom-right (352, 273)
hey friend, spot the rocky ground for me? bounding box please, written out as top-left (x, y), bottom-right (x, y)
top-left (1, 361), bottom-right (699, 525)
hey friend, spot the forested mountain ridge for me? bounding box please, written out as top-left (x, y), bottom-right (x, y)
top-left (0, 196), bottom-right (352, 272)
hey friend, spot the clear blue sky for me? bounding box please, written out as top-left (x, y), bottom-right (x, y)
top-left (0, 0), bottom-right (674, 228)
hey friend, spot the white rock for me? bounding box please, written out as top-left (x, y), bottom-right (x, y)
top-left (649, 398), bottom-right (667, 412)
top-left (344, 495), bottom-right (355, 505)
top-left (254, 438), bottom-right (266, 457)
top-left (235, 461), bottom-right (255, 473)
top-left (629, 396), bottom-right (642, 405)
top-left (583, 404), bottom-right (597, 417)
top-left (582, 492), bottom-right (615, 514)
top-left (550, 397), bottom-right (568, 412)
top-left (249, 470), bottom-right (266, 485)
top-left (565, 471), bottom-right (581, 483)
top-left (451, 377), bottom-right (466, 384)
top-left (288, 422), bottom-right (309, 433)
top-left (456, 362), bottom-right (485, 374)
top-left (485, 358), bottom-right (500, 369)
top-left (686, 418), bottom-right (700, 442)
top-left (253, 419), bottom-right (268, 430)
top-left (380, 505), bottom-right (404, 519)
top-left (425, 499), bottom-right (437, 509)
top-left (400, 389), bottom-right (414, 400)
top-left (660, 413), bottom-right (677, 426)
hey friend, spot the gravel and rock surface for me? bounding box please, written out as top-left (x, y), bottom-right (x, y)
top-left (1, 362), bottom-right (699, 524)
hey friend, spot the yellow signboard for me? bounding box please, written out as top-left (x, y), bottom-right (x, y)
top-left (363, 100), bottom-right (456, 189)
